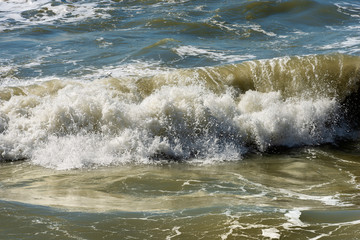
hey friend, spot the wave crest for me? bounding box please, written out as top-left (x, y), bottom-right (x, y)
top-left (0, 54), bottom-right (359, 168)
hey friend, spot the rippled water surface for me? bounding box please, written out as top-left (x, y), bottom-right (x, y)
top-left (1, 0), bottom-right (360, 239)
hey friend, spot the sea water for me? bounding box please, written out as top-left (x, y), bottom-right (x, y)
top-left (1, 0), bottom-right (360, 239)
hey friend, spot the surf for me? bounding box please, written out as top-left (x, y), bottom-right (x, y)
top-left (0, 54), bottom-right (359, 169)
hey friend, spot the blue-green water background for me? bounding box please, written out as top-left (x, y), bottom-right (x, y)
top-left (1, 0), bottom-right (360, 82)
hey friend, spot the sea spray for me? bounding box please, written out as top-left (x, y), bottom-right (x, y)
top-left (0, 54), bottom-right (359, 169)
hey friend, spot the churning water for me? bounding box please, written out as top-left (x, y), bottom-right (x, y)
top-left (1, 0), bottom-right (360, 239)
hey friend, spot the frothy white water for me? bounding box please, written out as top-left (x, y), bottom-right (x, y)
top-left (261, 228), bottom-right (280, 239)
top-left (173, 45), bottom-right (256, 63)
top-left (283, 209), bottom-right (307, 229)
top-left (0, 0), bottom-right (111, 32)
top-left (0, 73), bottom-right (349, 169)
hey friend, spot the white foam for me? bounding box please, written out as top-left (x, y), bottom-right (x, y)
top-left (0, 70), bottom-right (351, 169)
top-left (0, 0), bottom-right (111, 32)
top-left (236, 90), bottom-right (343, 151)
top-left (173, 45), bottom-right (255, 63)
top-left (261, 228), bottom-right (280, 239)
top-left (320, 36), bottom-right (360, 52)
top-left (165, 226), bottom-right (182, 240)
top-left (233, 172), bottom-right (351, 207)
top-left (249, 24), bottom-right (277, 37)
top-left (31, 135), bottom-right (117, 170)
top-left (283, 209), bottom-right (307, 229)
top-left (336, 2), bottom-right (360, 18)
top-left (278, 189), bottom-right (351, 207)
top-left (308, 218), bottom-right (360, 240)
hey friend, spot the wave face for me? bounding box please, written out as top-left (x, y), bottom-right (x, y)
top-left (1, 54), bottom-right (359, 169)
top-left (239, 0), bottom-right (348, 24)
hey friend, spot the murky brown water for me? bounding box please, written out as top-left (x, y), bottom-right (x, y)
top-left (1, 144), bottom-right (359, 239)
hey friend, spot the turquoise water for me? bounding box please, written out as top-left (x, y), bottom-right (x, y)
top-left (1, 0), bottom-right (360, 239)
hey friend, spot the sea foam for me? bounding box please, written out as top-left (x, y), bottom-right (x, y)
top-left (0, 54), bottom-right (359, 169)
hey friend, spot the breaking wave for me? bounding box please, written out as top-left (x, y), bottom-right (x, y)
top-left (0, 54), bottom-right (359, 169)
